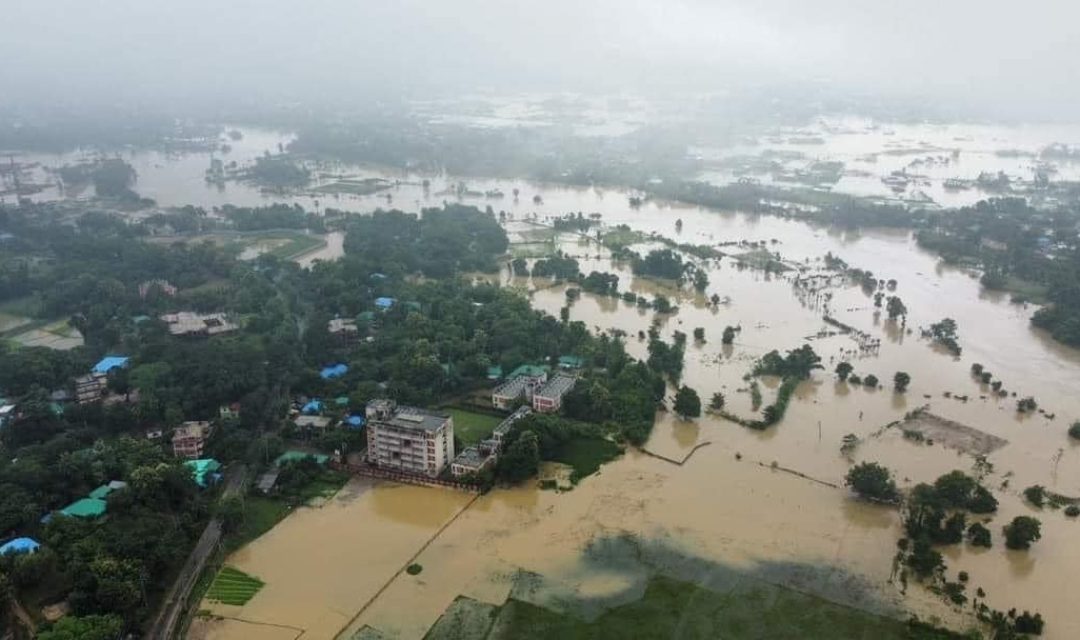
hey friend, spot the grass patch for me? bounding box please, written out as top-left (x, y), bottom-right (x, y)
top-left (313, 178), bottom-right (391, 195)
top-left (293, 470), bottom-right (349, 503)
top-left (256, 232), bottom-right (325, 259)
top-left (481, 575), bottom-right (968, 639)
top-left (1001, 275), bottom-right (1050, 304)
top-left (447, 408), bottom-right (504, 445)
top-left (225, 497), bottom-right (290, 552)
top-left (550, 437), bottom-right (622, 483)
top-left (205, 566), bottom-right (264, 606)
top-left (601, 227), bottom-right (647, 249)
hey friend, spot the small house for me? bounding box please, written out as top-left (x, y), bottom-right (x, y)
top-left (92, 356), bottom-right (129, 375)
top-left (0, 538), bottom-right (40, 556)
top-left (185, 458), bottom-right (222, 488)
top-left (59, 498), bottom-right (107, 519)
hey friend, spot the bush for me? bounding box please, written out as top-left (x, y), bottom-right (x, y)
top-left (863, 374), bottom-right (879, 387)
top-left (1069, 421), bottom-right (1080, 440)
top-left (406, 563), bottom-right (423, 575)
top-left (1065, 504), bottom-right (1080, 518)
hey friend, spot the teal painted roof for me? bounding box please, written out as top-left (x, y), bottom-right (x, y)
top-left (88, 485), bottom-right (113, 500)
top-left (558, 355), bottom-right (584, 368)
top-left (60, 497), bottom-right (107, 518)
top-left (509, 364), bottom-right (549, 379)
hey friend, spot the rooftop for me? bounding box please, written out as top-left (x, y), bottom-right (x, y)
top-left (60, 497), bottom-right (107, 518)
top-left (173, 421), bottom-right (211, 440)
top-left (294, 415), bottom-right (333, 429)
top-left (320, 363), bottom-right (349, 380)
top-left (0, 537), bottom-right (40, 556)
top-left (508, 364), bottom-right (549, 379)
top-left (537, 374), bottom-right (576, 398)
top-left (328, 318), bottom-right (358, 334)
top-left (92, 356), bottom-right (129, 374)
top-left (160, 312), bottom-right (237, 336)
top-left (370, 405), bottom-right (449, 433)
top-left (494, 405), bottom-right (532, 437)
top-left (453, 447), bottom-right (488, 469)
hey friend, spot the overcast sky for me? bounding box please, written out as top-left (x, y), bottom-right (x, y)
top-left (2, 0), bottom-right (1077, 119)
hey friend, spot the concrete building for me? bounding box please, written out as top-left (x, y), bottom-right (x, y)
top-left (533, 374), bottom-right (577, 413)
top-left (160, 312), bottom-right (237, 337)
top-left (328, 318), bottom-right (359, 344)
top-left (450, 446), bottom-right (494, 477)
top-left (172, 421), bottom-right (212, 459)
top-left (74, 373), bottom-right (108, 404)
top-left (492, 405), bottom-right (531, 446)
top-left (491, 366), bottom-right (548, 410)
top-left (365, 400), bottom-right (454, 478)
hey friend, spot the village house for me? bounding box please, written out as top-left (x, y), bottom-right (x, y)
top-left (365, 400), bottom-right (454, 478)
top-left (328, 317), bottom-right (360, 345)
top-left (160, 312), bottom-right (238, 337)
top-left (532, 374), bottom-right (577, 413)
top-left (172, 421), bottom-right (212, 459)
top-left (294, 415), bottom-right (335, 432)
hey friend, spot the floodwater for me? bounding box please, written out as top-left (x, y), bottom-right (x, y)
top-left (6, 124), bottom-right (1080, 637)
top-left (196, 217), bottom-right (1080, 639)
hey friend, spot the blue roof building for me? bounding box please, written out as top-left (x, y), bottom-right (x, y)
top-left (0, 537), bottom-right (40, 556)
top-left (302, 399), bottom-right (323, 415)
top-left (320, 363), bottom-right (349, 380)
top-left (375, 297), bottom-right (396, 310)
top-left (92, 356), bottom-right (130, 374)
top-left (345, 415), bottom-right (365, 429)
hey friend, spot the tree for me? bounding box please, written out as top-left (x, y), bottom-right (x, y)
top-left (37, 614), bottom-right (123, 640)
top-left (862, 374), bottom-right (879, 388)
top-left (693, 327), bottom-right (705, 342)
top-left (673, 386), bottom-right (701, 419)
top-left (967, 522), bottom-right (992, 548)
top-left (886, 296), bottom-right (907, 321)
top-left (845, 462), bottom-right (898, 502)
top-left (835, 361), bottom-right (854, 381)
top-left (893, 371), bottom-right (911, 392)
top-left (1017, 397), bottom-right (1038, 413)
top-left (1003, 516), bottom-right (1042, 550)
top-left (721, 326), bottom-right (736, 345)
top-left (708, 392), bottom-right (725, 411)
top-left (1070, 421), bottom-right (1080, 440)
top-left (906, 537), bottom-right (944, 578)
top-left (499, 431), bottom-right (540, 484)
top-left (1023, 485), bottom-right (1046, 508)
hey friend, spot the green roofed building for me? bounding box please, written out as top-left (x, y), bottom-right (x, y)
top-left (558, 355), bottom-right (584, 369)
top-left (508, 364), bottom-right (549, 379)
top-left (184, 458), bottom-right (223, 488)
top-left (486, 365), bottom-right (503, 380)
top-left (357, 311), bottom-right (376, 324)
top-left (88, 485), bottom-right (112, 500)
top-left (274, 451), bottom-right (330, 467)
top-left (60, 498), bottom-right (107, 519)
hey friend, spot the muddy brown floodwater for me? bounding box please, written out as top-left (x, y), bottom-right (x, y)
top-left (194, 211), bottom-right (1080, 640)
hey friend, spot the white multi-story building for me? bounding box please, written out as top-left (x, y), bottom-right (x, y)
top-left (365, 400), bottom-right (455, 478)
top-left (533, 374), bottom-right (577, 413)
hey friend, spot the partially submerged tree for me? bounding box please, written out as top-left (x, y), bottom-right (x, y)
top-left (674, 385), bottom-right (702, 419)
top-left (845, 462), bottom-right (899, 502)
top-left (835, 361), bottom-right (854, 381)
top-left (1003, 516), bottom-right (1042, 550)
top-left (893, 371), bottom-right (911, 392)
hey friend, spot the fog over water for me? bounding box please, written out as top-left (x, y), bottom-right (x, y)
top-left (3, 0), bottom-right (1079, 119)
